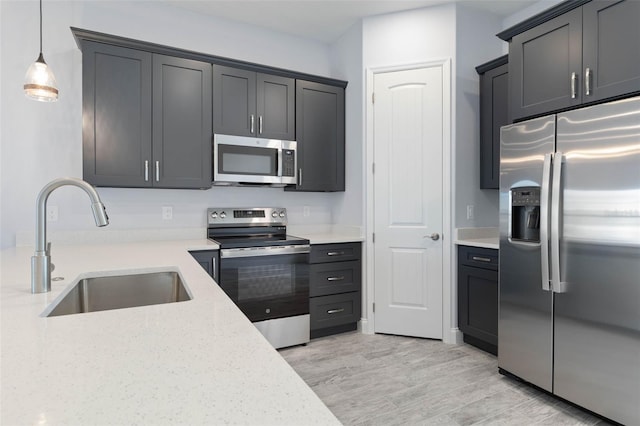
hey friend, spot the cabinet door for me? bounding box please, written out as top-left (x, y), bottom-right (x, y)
top-left (256, 73), bottom-right (295, 140)
top-left (82, 42), bottom-right (152, 187)
top-left (292, 80), bottom-right (345, 192)
top-left (153, 55), bottom-right (212, 189)
top-left (510, 7), bottom-right (583, 121)
top-left (189, 250), bottom-right (219, 282)
top-left (458, 264), bottom-right (498, 350)
top-left (213, 66), bottom-right (256, 137)
top-left (582, 0), bottom-right (640, 103)
top-left (480, 62), bottom-right (508, 189)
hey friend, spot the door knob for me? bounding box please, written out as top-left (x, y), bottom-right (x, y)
top-left (425, 233), bottom-right (440, 241)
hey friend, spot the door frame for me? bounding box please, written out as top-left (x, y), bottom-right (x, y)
top-left (363, 59), bottom-right (456, 343)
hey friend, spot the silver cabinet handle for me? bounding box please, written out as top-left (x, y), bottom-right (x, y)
top-left (585, 67), bottom-right (592, 96)
top-left (571, 72), bottom-right (578, 99)
top-left (298, 168), bottom-right (302, 186)
top-left (327, 308), bottom-right (345, 314)
top-left (327, 276), bottom-right (345, 282)
top-left (144, 160), bottom-right (149, 182)
top-left (212, 256), bottom-right (216, 280)
top-left (540, 153), bottom-right (552, 291)
top-left (471, 256), bottom-right (491, 263)
top-left (259, 116), bottom-right (263, 134)
top-left (250, 114), bottom-right (255, 134)
top-left (327, 251), bottom-right (344, 256)
top-left (155, 161), bottom-right (160, 182)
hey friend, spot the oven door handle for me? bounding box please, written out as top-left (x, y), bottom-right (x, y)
top-left (220, 244), bottom-right (311, 258)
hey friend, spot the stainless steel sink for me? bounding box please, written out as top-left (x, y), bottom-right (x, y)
top-left (44, 271), bottom-right (191, 317)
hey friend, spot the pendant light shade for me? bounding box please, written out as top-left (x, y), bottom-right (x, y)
top-left (24, 0), bottom-right (58, 102)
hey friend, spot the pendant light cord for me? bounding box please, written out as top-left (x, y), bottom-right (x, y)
top-left (39, 0), bottom-right (43, 54)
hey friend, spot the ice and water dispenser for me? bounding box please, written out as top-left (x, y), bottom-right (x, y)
top-left (511, 187), bottom-right (540, 243)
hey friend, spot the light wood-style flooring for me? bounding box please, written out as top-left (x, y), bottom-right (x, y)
top-left (280, 332), bottom-right (612, 426)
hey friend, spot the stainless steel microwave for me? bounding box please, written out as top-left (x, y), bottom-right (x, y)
top-left (213, 134), bottom-right (297, 187)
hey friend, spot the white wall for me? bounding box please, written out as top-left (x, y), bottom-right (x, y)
top-left (0, 0), bottom-right (346, 249)
top-left (454, 4), bottom-right (505, 228)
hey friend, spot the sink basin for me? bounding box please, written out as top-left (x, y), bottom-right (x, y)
top-left (44, 271), bottom-right (191, 317)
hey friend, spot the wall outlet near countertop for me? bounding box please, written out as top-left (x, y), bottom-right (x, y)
top-left (303, 206), bottom-right (310, 217)
top-left (466, 205), bottom-right (474, 220)
top-left (47, 205), bottom-right (59, 222)
top-left (162, 206), bottom-right (173, 220)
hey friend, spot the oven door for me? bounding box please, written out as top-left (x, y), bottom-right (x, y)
top-left (218, 245), bottom-right (310, 322)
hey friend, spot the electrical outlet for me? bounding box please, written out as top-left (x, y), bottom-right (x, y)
top-left (466, 205), bottom-right (475, 220)
top-left (303, 206), bottom-right (310, 217)
top-left (162, 206), bottom-right (173, 220)
top-left (47, 205), bottom-right (59, 222)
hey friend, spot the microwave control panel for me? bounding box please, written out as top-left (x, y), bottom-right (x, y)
top-left (282, 150), bottom-right (295, 177)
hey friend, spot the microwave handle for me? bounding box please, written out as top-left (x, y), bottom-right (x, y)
top-left (277, 147), bottom-right (283, 177)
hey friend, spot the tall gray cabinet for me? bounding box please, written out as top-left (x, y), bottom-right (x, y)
top-left (290, 80), bottom-right (345, 192)
top-left (503, 0), bottom-right (640, 121)
top-left (83, 41), bottom-right (212, 188)
top-left (213, 65), bottom-right (295, 140)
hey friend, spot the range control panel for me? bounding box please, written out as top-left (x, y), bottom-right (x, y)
top-left (207, 208), bottom-right (287, 225)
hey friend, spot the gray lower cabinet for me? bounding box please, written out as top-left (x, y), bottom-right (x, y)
top-left (457, 245), bottom-right (498, 355)
top-left (189, 250), bottom-right (220, 282)
top-left (508, 0), bottom-right (640, 121)
top-left (82, 41), bottom-right (212, 188)
top-left (288, 80), bottom-right (345, 192)
top-left (213, 65), bottom-right (295, 140)
top-left (476, 55), bottom-right (509, 190)
top-left (309, 243), bottom-right (361, 338)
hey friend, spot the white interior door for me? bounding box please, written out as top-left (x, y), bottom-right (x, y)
top-left (373, 66), bottom-right (444, 339)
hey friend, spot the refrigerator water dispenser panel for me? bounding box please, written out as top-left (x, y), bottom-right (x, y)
top-left (511, 187), bottom-right (540, 242)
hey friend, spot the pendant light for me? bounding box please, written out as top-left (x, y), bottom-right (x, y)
top-left (24, 0), bottom-right (58, 102)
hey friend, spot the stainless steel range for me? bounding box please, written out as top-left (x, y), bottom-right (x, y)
top-left (207, 207), bottom-right (310, 349)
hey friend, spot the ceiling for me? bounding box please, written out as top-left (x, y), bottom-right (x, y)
top-left (165, 0), bottom-right (536, 43)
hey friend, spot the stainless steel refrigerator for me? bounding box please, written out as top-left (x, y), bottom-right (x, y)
top-left (499, 96), bottom-right (640, 425)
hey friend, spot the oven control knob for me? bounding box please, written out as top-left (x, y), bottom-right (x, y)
top-left (210, 211), bottom-right (217, 219)
top-left (279, 211), bottom-right (286, 218)
top-left (265, 308), bottom-right (271, 314)
top-left (220, 211), bottom-right (226, 219)
top-left (271, 211), bottom-right (278, 218)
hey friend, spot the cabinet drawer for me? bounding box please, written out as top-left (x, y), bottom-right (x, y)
top-left (310, 261), bottom-right (361, 297)
top-left (458, 246), bottom-right (498, 270)
top-left (310, 243), bottom-right (361, 263)
top-left (310, 292), bottom-right (361, 330)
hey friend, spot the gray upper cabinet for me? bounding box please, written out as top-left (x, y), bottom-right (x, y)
top-left (153, 55), bottom-right (212, 188)
top-left (83, 42), bottom-right (212, 188)
top-left (83, 41), bottom-right (153, 187)
top-left (289, 80), bottom-right (345, 192)
top-left (507, 0), bottom-right (640, 121)
top-left (582, 0), bottom-right (640, 103)
top-left (213, 65), bottom-right (294, 140)
top-left (477, 55), bottom-right (509, 190)
top-left (509, 7), bottom-right (583, 121)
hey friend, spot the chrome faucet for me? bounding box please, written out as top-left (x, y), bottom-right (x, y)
top-left (31, 177), bottom-right (109, 293)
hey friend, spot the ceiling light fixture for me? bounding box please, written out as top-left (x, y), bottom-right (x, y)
top-left (24, 0), bottom-right (58, 102)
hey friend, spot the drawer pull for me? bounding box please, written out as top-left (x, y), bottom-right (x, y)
top-left (327, 251), bottom-right (345, 256)
top-left (327, 308), bottom-right (345, 314)
top-left (327, 276), bottom-right (345, 282)
top-left (472, 256), bottom-right (492, 263)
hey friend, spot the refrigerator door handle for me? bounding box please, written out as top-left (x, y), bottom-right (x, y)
top-left (540, 153), bottom-right (553, 291)
top-left (551, 151), bottom-right (567, 293)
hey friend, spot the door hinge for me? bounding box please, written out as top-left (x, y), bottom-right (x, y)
top-left (373, 302), bottom-right (375, 313)
top-left (372, 92), bottom-right (375, 104)
top-left (372, 232), bottom-right (375, 243)
top-left (372, 163), bottom-right (375, 174)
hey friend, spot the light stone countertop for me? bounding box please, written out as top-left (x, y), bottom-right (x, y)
top-left (288, 224), bottom-right (364, 245)
top-left (454, 227), bottom-right (499, 250)
top-left (0, 239), bottom-right (339, 425)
